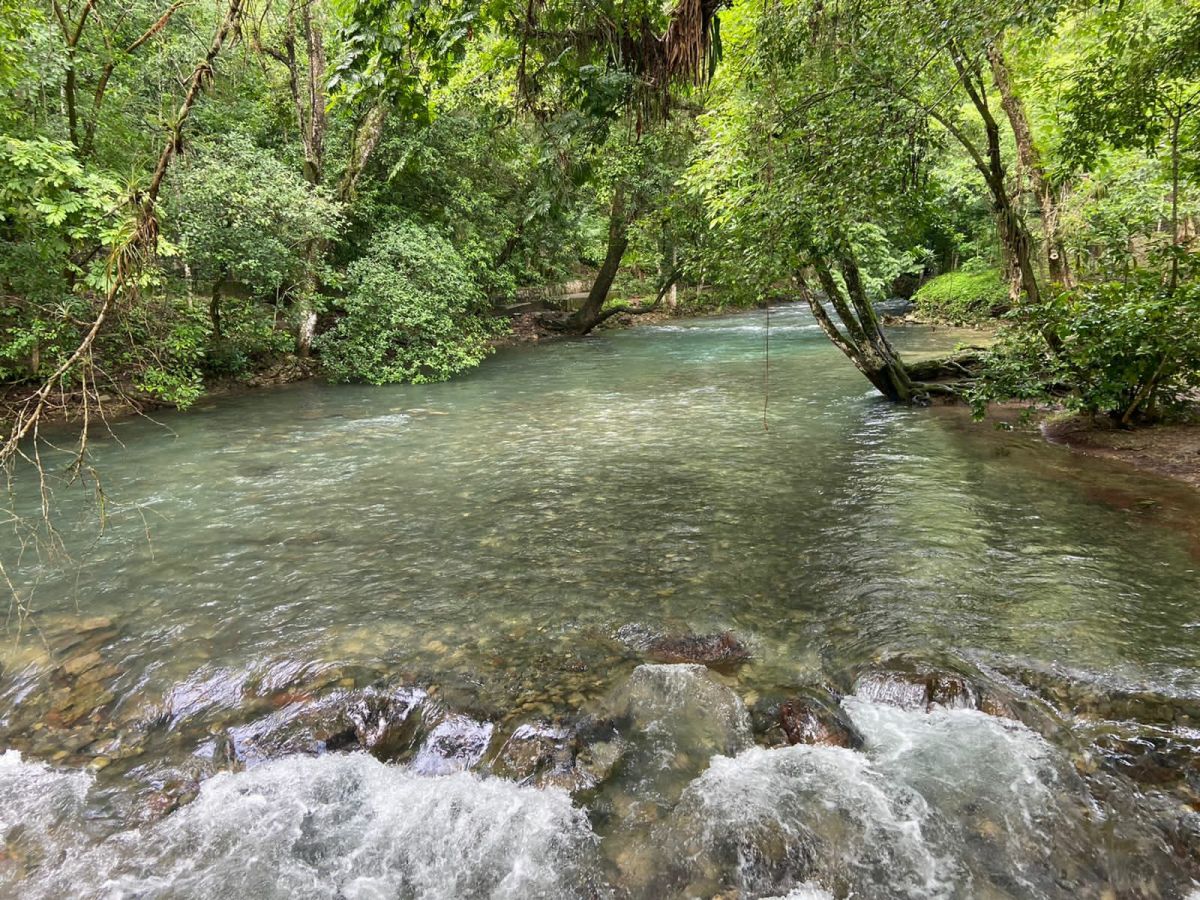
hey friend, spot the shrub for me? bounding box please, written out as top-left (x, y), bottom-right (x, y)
top-left (913, 269), bottom-right (1009, 323)
top-left (170, 136), bottom-right (342, 304)
top-left (972, 278), bottom-right (1200, 423)
top-left (316, 223), bottom-right (500, 384)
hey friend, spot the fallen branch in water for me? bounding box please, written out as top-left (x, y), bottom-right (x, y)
top-left (537, 267), bottom-right (683, 333)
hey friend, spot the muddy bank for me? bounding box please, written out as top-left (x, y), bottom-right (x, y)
top-left (956, 401), bottom-right (1200, 493)
top-left (0, 357), bottom-right (316, 431)
top-left (1043, 414), bottom-right (1200, 490)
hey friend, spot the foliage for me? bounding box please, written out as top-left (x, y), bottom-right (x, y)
top-left (913, 270), bottom-right (1009, 324)
top-left (0, 137), bottom-right (127, 381)
top-left (111, 296), bottom-right (208, 408)
top-left (170, 137), bottom-right (343, 303)
top-left (316, 222), bottom-right (498, 383)
top-left (1060, 1), bottom-right (1200, 170)
top-left (972, 278), bottom-right (1200, 421)
top-left (1060, 152), bottom-right (1199, 281)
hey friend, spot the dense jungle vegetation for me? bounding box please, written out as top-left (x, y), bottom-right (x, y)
top-left (1, 0), bottom-right (1198, 455)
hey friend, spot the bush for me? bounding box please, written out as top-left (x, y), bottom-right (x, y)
top-left (972, 278), bottom-right (1200, 422)
top-left (170, 136), bottom-right (342, 303)
top-left (316, 223), bottom-right (500, 384)
top-left (913, 269), bottom-right (1009, 323)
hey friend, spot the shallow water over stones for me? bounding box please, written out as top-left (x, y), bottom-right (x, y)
top-left (3, 306), bottom-right (1200, 897)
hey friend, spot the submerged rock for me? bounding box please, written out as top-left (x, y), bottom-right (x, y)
top-left (1094, 730), bottom-right (1200, 790)
top-left (1003, 665), bottom-right (1200, 728)
top-left (778, 695), bottom-right (863, 750)
top-left (600, 664), bottom-right (753, 816)
top-left (644, 631), bottom-right (751, 671)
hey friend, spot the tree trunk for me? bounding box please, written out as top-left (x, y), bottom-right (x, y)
top-left (210, 272), bottom-right (226, 341)
top-left (568, 187), bottom-right (629, 335)
top-left (934, 40), bottom-right (1043, 310)
top-left (988, 46), bottom-right (1072, 287)
top-left (1169, 107), bottom-right (1181, 293)
top-left (302, 1), bottom-right (326, 186)
top-left (262, 0), bottom-right (328, 355)
top-left (800, 246), bottom-right (916, 403)
top-left (338, 103), bottom-right (387, 203)
top-left (51, 0), bottom-right (95, 148)
top-left (659, 227), bottom-right (678, 310)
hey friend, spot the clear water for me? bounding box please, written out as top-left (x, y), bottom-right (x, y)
top-left (2, 305), bottom-right (1199, 898)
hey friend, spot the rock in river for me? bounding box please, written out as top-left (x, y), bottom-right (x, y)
top-left (411, 714), bottom-right (494, 776)
top-left (778, 694), bottom-right (863, 750)
top-left (852, 665), bottom-right (977, 712)
top-left (491, 721), bottom-right (580, 790)
top-left (228, 685), bottom-right (427, 765)
top-left (645, 631), bottom-right (751, 672)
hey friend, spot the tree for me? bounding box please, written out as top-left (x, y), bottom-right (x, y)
top-left (170, 136), bottom-right (342, 345)
top-left (1061, 0), bottom-right (1200, 291)
top-left (987, 41), bottom-right (1072, 287)
top-left (2, 0), bottom-right (245, 469)
top-left (316, 222), bottom-right (497, 383)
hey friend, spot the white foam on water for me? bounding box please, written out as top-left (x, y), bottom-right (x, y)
top-left (763, 885), bottom-right (836, 900)
top-left (669, 743), bottom-right (951, 898)
top-left (665, 697), bottom-right (1079, 899)
top-left (0, 749), bottom-right (95, 890)
top-left (9, 752), bottom-right (605, 900)
top-left (843, 696), bottom-right (1059, 834)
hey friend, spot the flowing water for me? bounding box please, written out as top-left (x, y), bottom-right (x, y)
top-left (2, 305), bottom-right (1200, 898)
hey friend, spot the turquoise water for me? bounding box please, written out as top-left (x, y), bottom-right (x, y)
top-left (2, 306), bottom-right (1199, 898)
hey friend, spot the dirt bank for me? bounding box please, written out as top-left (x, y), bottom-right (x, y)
top-left (1042, 415), bottom-right (1200, 490)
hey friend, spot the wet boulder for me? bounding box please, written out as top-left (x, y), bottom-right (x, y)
top-left (227, 685), bottom-right (427, 765)
top-left (491, 721), bottom-right (580, 790)
top-left (852, 664), bottom-right (978, 712)
top-left (778, 695), bottom-right (863, 750)
top-left (411, 714), bottom-right (494, 776)
top-left (644, 631), bottom-right (751, 672)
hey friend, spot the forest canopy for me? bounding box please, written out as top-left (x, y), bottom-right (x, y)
top-left (1, 0), bottom-right (1198, 459)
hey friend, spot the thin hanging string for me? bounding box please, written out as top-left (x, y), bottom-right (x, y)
top-left (761, 0), bottom-right (777, 434)
top-left (762, 299), bottom-right (770, 431)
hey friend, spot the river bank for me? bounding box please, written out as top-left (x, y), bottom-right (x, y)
top-left (899, 314), bottom-right (1200, 492)
top-left (1043, 414), bottom-right (1200, 490)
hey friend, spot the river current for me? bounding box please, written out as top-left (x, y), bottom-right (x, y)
top-left (1, 305), bottom-right (1199, 898)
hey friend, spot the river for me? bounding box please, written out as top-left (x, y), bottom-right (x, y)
top-left (2, 305), bottom-right (1199, 898)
